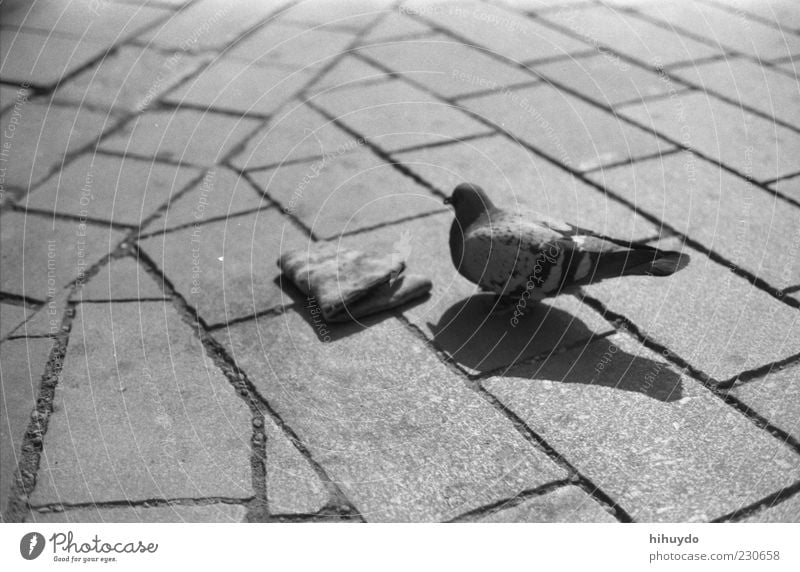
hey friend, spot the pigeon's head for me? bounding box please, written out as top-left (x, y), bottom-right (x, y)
top-left (444, 183), bottom-right (494, 226)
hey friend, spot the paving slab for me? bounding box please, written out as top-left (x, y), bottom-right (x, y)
top-left (0, 101), bottom-right (111, 196)
top-left (99, 109), bottom-right (261, 166)
top-left (771, 174), bottom-right (800, 201)
top-left (586, 153), bottom-right (800, 289)
top-left (397, 134), bottom-right (661, 240)
top-left (775, 60), bottom-right (797, 76)
top-left (483, 333), bottom-right (800, 522)
top-left (25, 153), bottom-right (201, 227)
top-left (54, 46), bottom-right (209, 114)
top-left (475, 485), bottom-right (617, 522)
top-left (220, 309), bottom-right (567, 522)
top-left (226, 23), bottom-right (354, 71)
top-left (636, 0), bottom-right (800, 62)
top-left (539, 5), bottom-right (722, 67)
top-left (312, 79), bottom-right (493, 151)
top-left (230, 104), bottom-right (360, 171)
top-left (278, 0), bottom-right (392, 30)
top-left (728, 361), bottom-right (800, 442)
top-left (0, 84), bottom-right (29, 114)
top-left (0, 211), bottom-right (125, 300)
top-left (146, 167), bottom-right (267, 234)
top-left (138, 208), bottom-right (309, 326)
top-left (403, 0), bottom-right (591, 63)
top-left (584, 240), bottom-right (800, 383)
top-left (11, 289), bottom-right (71, 338)
top-left (620, 91), bottom-right (800, 182)
top-left (164, 59), bottom-right (313, 117)
top-left (460, 83), bottom-right (673, 172)
top-left (0, 302), bottom-right (31, 339)
top-left (77, 257), bottom-right (166, 302)
top-left (305, 56), bottom-right (388, 98)
top-left (0, 338), bottom-right (53, 520)
top-left (358, 34), bottom-right (536, 98)
top-left (360, 11), bottom-right (434, 43)
top-left (0, 28), bottom-right (109, 88)
top-left (30, 302), bottom-right (253, 505)
top-left (741, 494), bottom-right (800, 523)
top-left (718, 0), bottom-right (800, 33)
top-left (534, 52), bottom-right (685, 107)
top-left (248, 146), bottom-right (441, 239)
top-left (26, 502), bottom-right (247, 523)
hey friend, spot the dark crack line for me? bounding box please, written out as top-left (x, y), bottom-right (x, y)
top-left (712, 479), bottom-right (800, 523)
top-left (446, 479), bottom-right (571, 522)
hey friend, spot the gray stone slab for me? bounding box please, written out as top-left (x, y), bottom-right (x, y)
top-left (26, 153), bottom-right (201, 226)
top-left (483, 333), bottom-right (800, 522)
top-left (0, 101), bottom-right (111, 195)
top-left (138, 209), bottom-right (309, 326)
top-left (163, 60), bottom-right (312, 117)
top-left (0, 302), bottom-right (30, 339)
top-left (729, 362), bottom-right (800, 442)
top-left (77, 257), bottom-right (165, 301)
top-left (27, 503), bottom-right (247, 523)
top-left (359, 34), bottom-right (535, 98)
top-left (539, 5), bottom-right (722, 66)
top-left (0, 84), bottom-right (29, 114)
top-left (0, 212), bottom-right (125, 300)
top-left (99, 109), bottom-right (261, 166)
top-left (360, 11), bottom-right (434, 42)
top-left (476, 485), bottom-right (617, 522)
top-left (586, 154), bottom-right (800, 289)
top-left (620, 91), bottom-right (800, 182)
top-left (230, 104), bottom-right (359, 171)
top-left (0, 338), bottom-right (53, 520)
top-left (403, 0), bottom-right (591, 63)
top-left (248, 146), bottom-right (441, 239)
top-left (741, 494), bottom-right (800, 523)
top-left (278, 0), bottom-right (392, 30)
top-left (220, 310), bottom-right (567, 522)
top-left (31, 302), bottom-right (253, 505)
top-left (305, 56), bottom-right (389, 98)
top-left (12, 289), bottom-right (71, 338)
top-left (584, 240), bottom-right (800, 382)
top-left (771, 173), bottom-right (800, 201)
top-left (54, 46), bottom-right (209, 114)
top-left (461, 83), bottom-right (673, 171)
top-left (313, 79), bottom-right (493, 151)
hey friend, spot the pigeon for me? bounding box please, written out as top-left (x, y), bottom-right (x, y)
top-left (444, 183), bottom-right (690, 304)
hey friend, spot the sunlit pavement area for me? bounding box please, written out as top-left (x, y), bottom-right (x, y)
top-left (1, 0), bottom-right (799, 523)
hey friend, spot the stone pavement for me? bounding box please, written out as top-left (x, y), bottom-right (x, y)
top-left (0, 0), bottom-right (799, 523)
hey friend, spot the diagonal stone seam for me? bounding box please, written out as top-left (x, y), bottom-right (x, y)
top-left (445, 479), bottom-right (573, 522)
top-left (712, 478), bottom-right (800, 523)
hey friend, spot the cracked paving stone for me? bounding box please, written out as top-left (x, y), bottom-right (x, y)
top-left (138, 209), bottom-right (309, 326)
top-left (99, 109), bottom-right (261, 166)
top-left (220, 310), bottom-right (567, 522)
top-left (475, 486), bottom-right (617, 523)
top-left (0, 212), bottom-right (126, 300)
top-left (248, 146), bottom-right (441, 239)
top-left (77, 258), bottom-right (165, 302)
top-left (31, 302), bottom-right (253, 505)
top-left (26, 153), bottom-right (202, 227)
top-left (728, 361), bottom-right (800, 442)
top-left (1, 302), bottom-right (31, 339)
top-left (741, 494), bottom-right (800, 523)
top-left (460, 82), bottom-right (673, 172)
top-left (26, 503), bottom-right (247, 523)
top-left (11, 289), bottom-right (71, 338)
top-left (483, 333), bottom-right (800, 522)
top-left (0, 338), bottom-right (53, 519)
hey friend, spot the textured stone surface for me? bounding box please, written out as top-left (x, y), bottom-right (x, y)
top-left (584, 241), bottom-right (800, 382)
top-left (0, 84), bottom-right (29, 114)
top-left (248, 146), bottom-right (440, 238)
top-left (586, 154), bottom-right (800, 289)
top-left (741, 494), bottom-right (800, 523)
top-left (483, 333), bottom-right (800, 522)
top-left (221, 310), bottom-right (566, 522)
top-left (0, 302), bottom-right (30, 339)
top-left (230, 104), bottom-right (359, 171)
top-left (163, 59), bottom-right (312, 117)
top-left (278, 0), bottom-right (392, 30)
top-left (313, 79), bottom-right (493, 151)
top-left (139, 208), bottom-right (309, 326)
top-left (0, 102), bottom-right (111, 195)
top-left (729, 362), bottom-right (800, 442)
top-left (27, 503), bottom-right (247, 523)
top-left (77, 257), bottom-right (165, 301)
top-left (0, 338), bottom-right (53, 520)
top-left (31, 302), bottom-right (253, 505)
top-left (475, 486), bottom-right (617, 522)
top-left (305, 56), bottom-right (388, 97)
top-left (461, 83), bottom-right (673, 171)
top-left (359, 35), bottom-right (535, 98)
top-left (11, 289), bottom-right (71, 338)
top-left (360, 11), bottom-right (433, 42)
top-left (719, 0), bottom-right (800, 32)
top-left (772, 174), bottom-right (800, 200)
top-left (99, 109), bottom-right (261, 166)
top-left (539, 5), bottom-right (721, 66)
top-left (54, 46), bottom-right (209, 114)
top-left (0, 212), bottom-right (125, 300)
top-left (26, 153), bottom-right (201, 226)
top-left (620, 91), bottom-right (800, 182)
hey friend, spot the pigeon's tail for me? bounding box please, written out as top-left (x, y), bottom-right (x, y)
top-left (615, 247), bottom-right (691, 277)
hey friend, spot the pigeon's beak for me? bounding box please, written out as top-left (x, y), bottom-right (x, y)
top-left (443, 196), bottom-right (451, 205)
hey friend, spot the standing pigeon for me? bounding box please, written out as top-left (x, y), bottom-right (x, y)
top-left (444, 183), bottom-right (690, 304)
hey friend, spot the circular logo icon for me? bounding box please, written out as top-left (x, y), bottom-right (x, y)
top-left (20, 532), bottom-right (45, 560)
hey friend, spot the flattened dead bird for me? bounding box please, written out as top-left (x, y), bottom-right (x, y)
top-left (444, 183), bottom-right (690, 305)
